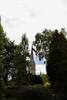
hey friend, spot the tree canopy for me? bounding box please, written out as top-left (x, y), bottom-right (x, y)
top-left (0, 20), bottom-right (67, 99)
top-left (46, 30), bottom-right (67, 91)
top-left (33, 29), bottom-right (53, 62)
top-left (14, 34), bottom-right (30, 85)
top-left (0, 24), bottom-right (9, 98)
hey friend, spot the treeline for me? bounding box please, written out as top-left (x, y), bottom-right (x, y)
top-left (34, 29), bottom-right (67, 98)
top-left (0, 24), bottom-right (31, 99)
top-left (0, 22), bottom-right (67, 99)
top-left (0, 23), bottom-right (44, 99)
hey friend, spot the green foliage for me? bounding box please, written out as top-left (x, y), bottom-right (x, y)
top-left (3, 41), bottom-right (16, 85)
top-left (1, 21), bottom-right (67, 98)
top-left (40, 74), bottom-right (50, 87)
top-left (14, 34), bottom-right (30, 85)
top-left (30, 75), bottom-right (43, 85)
top-left (34, 28), bottom-right (67, 61)
top-left (0, 24), bottom-right (8, 99)
top-left (46, 30), bottom-right (67, 91)
top-left (34, 29), bottom-right (53, 61)
top-left (0, 25), bottom-right (8, 52)
top-left (0, 78), bottom-right (5, 99)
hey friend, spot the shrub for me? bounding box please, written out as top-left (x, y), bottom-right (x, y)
top-left (30, 75), bottom-right (43, 85)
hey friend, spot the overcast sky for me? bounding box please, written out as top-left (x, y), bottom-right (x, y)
top-left (0, 0), bottom-right (67, 46)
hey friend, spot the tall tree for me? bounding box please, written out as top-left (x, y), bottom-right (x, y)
top-left (34, 29), bottom-right (53, 62)
top-left (3, 41), bottom-right (16, 85)
top-left (14, 34), bottom-right (30, 85)
top-left (34, 29), bottom-right (67, 61)
top-left (46, 30), bottom-right (67, 91)
top-left (0, 24), bottom-right (8, 98)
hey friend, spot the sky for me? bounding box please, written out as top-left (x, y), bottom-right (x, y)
top-left (0, 0), bottom-right (67, 74)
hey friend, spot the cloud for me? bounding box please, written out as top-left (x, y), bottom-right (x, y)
top-left (0, 0), bottom-right (67, 46)
top-left (5, 17), bottom-right (24, 27)
top-left (29, 9), bottom-right (39, 18)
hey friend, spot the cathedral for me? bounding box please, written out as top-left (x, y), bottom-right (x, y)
top-left (28, 45), bottom-right (35, 75)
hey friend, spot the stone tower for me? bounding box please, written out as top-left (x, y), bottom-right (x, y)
top-left (28, 45), bottom-right (35, 75)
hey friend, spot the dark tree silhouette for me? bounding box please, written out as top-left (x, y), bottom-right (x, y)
top-left (3, 41), bottom-right (16, 85)
top-left (14, 34), bottom-right (30, 85)
top-left (46, 30), bottom-right (67, 92)
top-left (0, 24), bottom-right (8, 99)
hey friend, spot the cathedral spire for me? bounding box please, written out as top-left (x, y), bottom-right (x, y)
top-left (28, 44), bottom-right (35, 75)
top-left (0, 16), bottom-right (1, 25)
